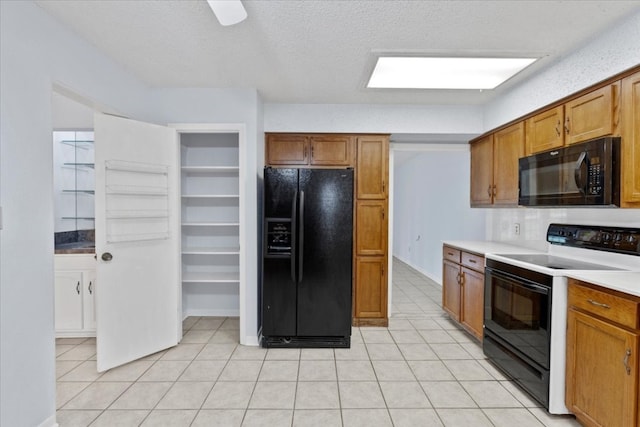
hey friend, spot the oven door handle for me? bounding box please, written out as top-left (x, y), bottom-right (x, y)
top-left (516, 281), bottom-right (550, 294)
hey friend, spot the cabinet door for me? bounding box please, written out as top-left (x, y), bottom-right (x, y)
top-left (356, 135), bottom-right (389, 199)
top-left (442, 260), bottom-right (461, 321)
top-left (566, 308), bottom-right (639, 427)
top-left (309, 135), bottom-right (354, 166)
top-left (266, 134), bottom-right (309, 165)
top-left (54, 271), bottom-right (83, 331)
top-left (525, 105), bottom-right (564, 155)
top-left (83, 269), bottom-right (96, 331)
top-left (460, 266), bottom-right (484, 340)
top-left (565, 84), bottom-right (617, 145)
top-left (354, 256), bottom-right (387, 319)
top-left (621, 71), bottom-right (640, 207)
top-left (493, 122), bottom-right (524, 206)
top-left (355, 200), bottom-right (387, 256)
top-left (470, 135), bottom-right (494, 206)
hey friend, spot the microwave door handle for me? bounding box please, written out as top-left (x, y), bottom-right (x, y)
top-left (574, 151), bottom-right (588, 194)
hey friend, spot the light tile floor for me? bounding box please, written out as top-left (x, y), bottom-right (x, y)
top-left (55, 258), bottom-right (582, 426)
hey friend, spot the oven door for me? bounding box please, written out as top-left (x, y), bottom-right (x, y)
top-left (484, 265), bottom-right (551, 369)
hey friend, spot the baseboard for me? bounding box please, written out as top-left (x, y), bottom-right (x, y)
top-left (242, 335), bottom-right (260, 346)
top-left (393, 255), bottom-right (442, 286)
top-left (55, 330), bottom-right (96, 338)
top-left (38, 414), bottom-right (58, 427)
top-left (182, 309), bottom-right (239, 319)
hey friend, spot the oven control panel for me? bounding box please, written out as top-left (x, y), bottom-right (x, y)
top-left (547, 224), bottom-right (640, 256)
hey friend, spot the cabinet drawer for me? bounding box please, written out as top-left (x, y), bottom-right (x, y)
top-left (568, 280), bottom-right (640, 329)
top-left (443, 246), bottom-right (461, 263)
top-left (461, 252), bottom-right (484, 272)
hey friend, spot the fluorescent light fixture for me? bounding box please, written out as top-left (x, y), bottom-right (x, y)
top-left (367, 57), bottom-right (537, 90)
top-left (207, 0), bottom-right (247, 26)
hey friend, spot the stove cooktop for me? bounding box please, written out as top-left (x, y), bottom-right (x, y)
top-left (497, 253), bottom-right (623, 271)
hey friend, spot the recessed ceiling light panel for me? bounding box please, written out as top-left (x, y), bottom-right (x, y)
top-left (367, 57), bottom-right (537, 90)
top-left (207, 0), bottom-right (247, 26)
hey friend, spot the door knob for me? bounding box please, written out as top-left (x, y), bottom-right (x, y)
top-left (101, 252), bottom-right (113, 261)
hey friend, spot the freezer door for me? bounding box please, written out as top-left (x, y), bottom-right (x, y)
top-left (297, 169), bottom-right (354, 337)
top-left (262, 168), bottom-right (298, 336)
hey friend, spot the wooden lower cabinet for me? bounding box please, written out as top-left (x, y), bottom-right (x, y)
top-left (460, 266), bottom-right (484, 339)
top-left (442, 259), bottom-right (461, 321)
top-left (566, 279), bottom-right (640, 427)
top-left (441, 245), bottom-right (484, 340)
top-left (353, 256), bottom-right (387, 326)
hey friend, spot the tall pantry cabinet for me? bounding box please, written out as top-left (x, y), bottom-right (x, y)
top-left (178, 129), bottom-right (244, 317)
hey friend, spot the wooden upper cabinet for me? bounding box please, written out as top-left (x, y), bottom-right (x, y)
top-left (266, 133), bottom-right (355, 167)
top-left (355, 200), bottom-right (387, 256)
top-left (526, 84), bottom-right (619, 155)
top-left (493, 122), bottom-right (524, 205)
top-left (470, 135), bottom-right (494, 206)
top-left (564, 83), bottom-right (618, 145)
top-left (526, 105), bottom-right (564, 155)
top-left (309, 135), bottom-right (354, 166)
top-left (356, 135), bottom-right (389, 199)
top-left (266, 134), bottom-right (308, 165)
top-left (621, 71), bottom-right (640, 207)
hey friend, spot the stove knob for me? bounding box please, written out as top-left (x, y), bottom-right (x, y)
top-left (602, 233), bottom-right (611, 241)
top-left (627, 235), bottom-right (636, 243)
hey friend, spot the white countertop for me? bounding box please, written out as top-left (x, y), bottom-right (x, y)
top-left (565, 271), bottom-right (640, 298)
top-left (443, 240), bottom-right (640, 298)
top-left (442, 240), bottom-right (542, 256)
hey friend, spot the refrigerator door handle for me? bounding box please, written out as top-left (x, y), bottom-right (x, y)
top-left (298, 190), bottom-right (305, 283)
top-left (291, 190), bottom-right (298, 283)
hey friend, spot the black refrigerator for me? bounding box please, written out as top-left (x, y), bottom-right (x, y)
top-left (261, 167), bottom-right (353, 348)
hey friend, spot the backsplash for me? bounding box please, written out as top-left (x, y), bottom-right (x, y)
top-left (486, 208), bottom-right (640, 251)
top-left (54, 229), bottom-right (95, 246)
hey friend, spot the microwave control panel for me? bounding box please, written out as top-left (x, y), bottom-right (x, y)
top-left (587, 161), bottom-right (602, 195)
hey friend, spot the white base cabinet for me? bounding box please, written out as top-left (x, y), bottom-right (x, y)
top-left (54, 254), bottom-right (96, 337)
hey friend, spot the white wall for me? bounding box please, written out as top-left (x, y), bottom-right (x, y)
top-left (264, 103), bottom-right (483, 134)
top-left (0, 2), bottom-right (152, 426)
top-left (392, 148), bottom-right (486, 282)
top-left (483, 9), bottom-right (640, 244)
top-left (0, 3), bottom-right (263, 426)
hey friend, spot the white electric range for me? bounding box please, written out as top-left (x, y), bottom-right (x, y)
top-left (483, 223), bottom-right (640, 414)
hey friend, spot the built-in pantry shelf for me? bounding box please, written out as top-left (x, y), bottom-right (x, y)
top-left (179, 131), bottom-right (241, 316)
top-left (181, 272), bottom-right (240, 284)
top-left (182, 247), bottom-right (240, 255)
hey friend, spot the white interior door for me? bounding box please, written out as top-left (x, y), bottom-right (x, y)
top-left (94, 113), bottom-right (180, 372)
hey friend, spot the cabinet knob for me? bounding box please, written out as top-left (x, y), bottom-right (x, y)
top-left (101, 252), bottom-right (113, 261)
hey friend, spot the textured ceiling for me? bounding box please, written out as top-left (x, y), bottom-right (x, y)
top-left (37, 0), bottom-right (640, 105)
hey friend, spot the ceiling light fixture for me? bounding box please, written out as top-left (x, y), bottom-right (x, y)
top-left (207, 0), bottom-right (247, 26)
top-left (367, 57), bottom-right (538, 90)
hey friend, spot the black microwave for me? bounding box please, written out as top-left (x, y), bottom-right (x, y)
top-left (519, 137), bottom-right (620, 207)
